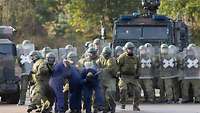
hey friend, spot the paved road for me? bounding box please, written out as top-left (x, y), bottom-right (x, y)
top-left (0, 104), bottom-right (199, 113)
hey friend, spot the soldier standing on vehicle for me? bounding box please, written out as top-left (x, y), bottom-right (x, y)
top-left (181, 44), bottom-right (200, 103)
top-left (17, 40), bottom-right (34, 105)
top-left (96, 46), bottom-right (118, 113)
top-left (117, 42), bottom-right (141, 111)
top-left (138, 44), bottom-right (155, 103)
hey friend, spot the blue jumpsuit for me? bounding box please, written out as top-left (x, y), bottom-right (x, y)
top-left (81, 68), bottom-right (104, 113)
top-left (68, 66), bottom-right (82, 112)
top-left (49, 62), bottom-right (82, 113)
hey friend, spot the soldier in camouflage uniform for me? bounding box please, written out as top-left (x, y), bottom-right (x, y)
top-left (158, 44), bottom-right (180, 103)
top-left (17, 40), bottom-right (34, 105)
top-left (181, 45), bottom-right (200, 103)
top-left (138, 45), bottom-right (155, 103)
top-left (96, 47), bottom-right (118, 113)
top-left (117, 42), bottom-right (141, 111)
top-left (27, 51), bottom-right (44, 113)
top-left (115, 46), bottom-right (124, 58)
top-left (93, 38), bottom-right (102, 56)
top-left (114, 46), bottom-right (124, 101)
top-left (40, 52), bottom-right (56, 113)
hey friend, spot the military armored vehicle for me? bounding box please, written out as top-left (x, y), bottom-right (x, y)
top-left (112, 0), bottom-right (189, 50)
top-left (0, 26), bottom-right (20, 104)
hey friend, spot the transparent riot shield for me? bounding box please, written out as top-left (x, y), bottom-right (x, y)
top-left (51, 48), bottom-right (59, 63)
top-left (58, 48), bottom-right (67, 62)
top-left (16, 44), bottom-right (23, 57)
top-left (139, 47), bottom-right (156, 79)
top-left (183, 47), bottom-right (200, 79)
top-left (18, 43), bottom-right (35, 65)
top-left (159, 47), bottom-right (181, 79)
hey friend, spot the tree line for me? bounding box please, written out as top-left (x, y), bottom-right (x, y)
top-left (0, 0), bottom-right (199, 48)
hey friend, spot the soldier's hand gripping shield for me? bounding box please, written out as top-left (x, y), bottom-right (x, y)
top-left (182, 45), bottom-right (200, 79)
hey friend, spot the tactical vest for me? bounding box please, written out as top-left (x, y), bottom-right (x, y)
top-left (32, 59), bottom-right (44, 82)
top-left (183, 55), bottom-right (200, 79)
top-left (159, 55), bottom-right (178, 79)
top-left (97, 56), bottom-right (117, 79)
top-left (118, 53), bottom-right (138, 76)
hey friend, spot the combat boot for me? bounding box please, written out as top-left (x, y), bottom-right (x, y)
top-left (27, 105), bottom-right (37, 113)
top-left (120, 104), bottom-right (125, 109)
top-left (110, 104), bottom-right (116, 113)
top-left (133, 105), bottom-right (140, 111)
top-left (17, 102), bottom-right (25, 106)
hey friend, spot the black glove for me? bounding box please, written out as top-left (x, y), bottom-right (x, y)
top-left (86, 72), bottom-right (94, 82)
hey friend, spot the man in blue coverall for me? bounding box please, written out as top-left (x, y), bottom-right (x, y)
top-left (49, 52), bottom-right (82, 113)
top-left (79, 47), bottom-right (104, 113)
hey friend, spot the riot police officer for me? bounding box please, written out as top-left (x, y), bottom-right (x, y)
top-left (138, 45), bottom-right (155, 103)
top-left (40, 52), bottom-right (56, 113)
top-left (27, 51), bottom-right (44, 113)
top-left (97, 46), bottom-right (118, 113)
top-left (158, 44), bottom-right (180, 103)
top-left (117, 42), bottom-right (141, 111)
top-left (181, 45), bottom-right (200, 103)
top-left (17, 40), bottom-right (34, 105)
top-left (114, 46), bottom-right (124, 101)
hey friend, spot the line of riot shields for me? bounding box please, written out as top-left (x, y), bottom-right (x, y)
top-left (131, 43), bottom-right (200, 103)
top-left (16, 39), bottom-right (200, 107)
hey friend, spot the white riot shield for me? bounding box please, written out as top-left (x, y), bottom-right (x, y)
top-left (19, 43), bottom-right (35, 65)
top-left (159, 51), bottom-right (179, 79)
top-left (17, 43), bottom-right (35, 75)
top-left (183, 47), bottom-right (200, 79)
top-left (139, 47), bottom-right (155, 79)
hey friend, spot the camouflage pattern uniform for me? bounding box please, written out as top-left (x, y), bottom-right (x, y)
top-left (117, 42), bottom-right (141, 111)
top-left (96, 47), bottom-right (118, 113)
top-left (40, 52), bottom-right (56, 113)
top-left (28, 52), bottom-right (44, 112)
top-left (114, 46), bottom-right (124, 101)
